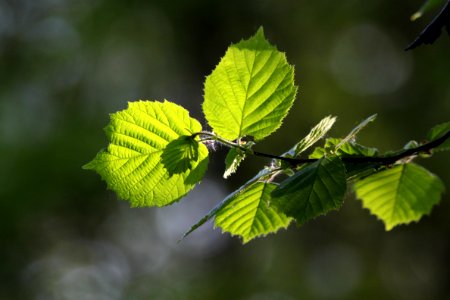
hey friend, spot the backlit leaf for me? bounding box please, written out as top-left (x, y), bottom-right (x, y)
top-left (182, 168), bottom-right (273, 239)
top-left (215, 182), bottom-right (292, 243)
top-left (354, 163), bottom-right (445, 230)
top-left (83, 100), bottom-right (208, 207)
top-left (223, 148), bottom-right (246, 179)
top-left (335, 114), bottom-right (377, 151)
top-left (284, 115), bottom-right (336, 157)
top-left (203, 27), bottom-right (297, 141)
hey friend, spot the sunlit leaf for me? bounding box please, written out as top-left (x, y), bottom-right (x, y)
top-left (354, 163), bottom-right (445, 230)
top-left (271, 156), bottom-right (347, 224)
top-left (83, 100), bottom-right (208, 207)
top-left (284, 115), bottom-right (336, 157)
top-left (203, 27), bottom-right (298, 141)
top-left (223, 148), bottom-right (246, 179)
top-left (335, 114), bottom-right (377, 151)
top-left (182, 168), bottom-right (273, 239)
top-left (215, 182), bottom-right (292, 243)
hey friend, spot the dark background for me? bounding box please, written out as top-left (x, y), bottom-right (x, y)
top-left (1, 0), bottom-right (449, 299)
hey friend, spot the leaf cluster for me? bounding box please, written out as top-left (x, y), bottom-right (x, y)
top-left (85, 28), bottom-right (449, 243)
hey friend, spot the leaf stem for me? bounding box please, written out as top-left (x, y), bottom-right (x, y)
top-left (195, 131), bottom-right (310, 163)
top-left (193, 131), bottom-right (242, 149)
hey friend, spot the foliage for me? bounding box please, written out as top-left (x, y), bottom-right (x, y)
top-left (354, 163), bottom-right (444, 230)
top-left (86, 28), bottom-right (449, 243)
top-left (83, 100), bottom-right (209, 207)
top-left (202, 27), bottom-right (297, 141)
top-left (271, 157), bottom-right (347, 224)
top-left (215, 181), bottom-right (292, 243)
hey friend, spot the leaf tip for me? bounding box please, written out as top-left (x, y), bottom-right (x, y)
top-left (384, 223), bottom-right (395, 231)
top-left (82, 149), bottom-right (106, 171)
top-left (410, 12), bottom-right (422, 21)
top-left (255, 26), bottom-right (265, 37)
top-left (82, 161), bottom-right (94, 170)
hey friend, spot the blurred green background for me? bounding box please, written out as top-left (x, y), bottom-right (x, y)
top-left (1, 0), bottom-right (449, 299)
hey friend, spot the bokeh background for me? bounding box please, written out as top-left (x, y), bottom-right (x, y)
top-left (1, 0), bottom-right (449, 299)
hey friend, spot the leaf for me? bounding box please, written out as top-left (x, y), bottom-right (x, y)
top-left (203, 27), bottom-right (298, 141)
top-left (215, 182), bottom-right (292, 243)
top-left (181, 168), bottom-right (273, 239)
top-left (335, 114), bottom-right (377, 151)
top-left (310, 138), bottom-right (379, 159)
top-left (284, 115), bottom-right (336, 157)
top-left (271, 156), bottom-right (347, 224)
top-left (411, 0), bottom-right (446, 21)
top-left (354, 163), bottom-right (445, 230)
top-left (308, 146), bottom-right (326, 160)
top-left (223, 148), bottom-right (246, 179)
top-left (309, 138), bottom-right (380, 180)
top-left (337, 141), bottom-right (379, 157)
top-left (161, 136), bottom-right (199, 175)
top-left (427, 122), bottom-right (450, 152)
top-left (83, 100), bottom-right (209, 207)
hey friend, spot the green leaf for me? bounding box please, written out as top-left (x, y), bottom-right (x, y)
top-left (354, 163), bottom-right (445, 230)
top-left (203, 27), bottom-right (298, 141)
top-left (83, 100), bottom-right (209, 207)
top-left (182, 168), bottom-right (273, 239)
top-left (411, 0), bottom-right (446, 21)
top-left (308, 146), bottom-right (326, 159)
top-left (161, 136), bottom-right (199, 175)
top-left (309, 138), bottom-right (380, 180)
top-left (427, 122), bottom-right (450, 152)
top-left (223, 148), bottom-right (246, 179)
top-left (271, 156), bottom-right (347, 224)
top-left (215, 182), bottom-right (292, 243)
top-left (335, 114), bottom-right (377, 151)
top-left (310, 138), bottom-right (379, 159)
top-left (338, 141), bottom-right (378, 157)
top-left (284, 115), bottom-right (336, 157)
top-left (312, 138), bottom-right (381, 180)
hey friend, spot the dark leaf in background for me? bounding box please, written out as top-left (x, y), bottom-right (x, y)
top-left (406, 0), bottom-right (450, 50)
